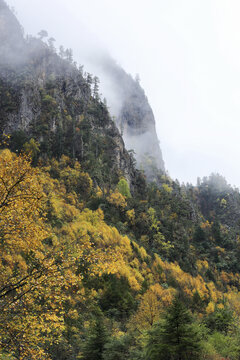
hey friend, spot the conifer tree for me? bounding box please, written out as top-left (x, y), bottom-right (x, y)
top-left (145, 296), bottom-right (201, 360)
top-left (93, 76), bottom-right (100, 100)
top-left (82, 312), bottom-right (109, 360)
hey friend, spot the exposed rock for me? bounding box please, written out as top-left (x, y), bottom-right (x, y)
top-left (0, 0), bottom-right (25, 66)
top-left (86, 54), bottom-right (165, 180)
top-left (0, 3), bottom-right (142, 190)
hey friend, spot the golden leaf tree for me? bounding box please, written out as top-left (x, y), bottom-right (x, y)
top-left (0, 149), bottom-right (56, 358)
top-left (0, 150), bottom-right (124, 359)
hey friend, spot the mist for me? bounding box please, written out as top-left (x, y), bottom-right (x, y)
top-left (6, 0), bottom-right (240, 187)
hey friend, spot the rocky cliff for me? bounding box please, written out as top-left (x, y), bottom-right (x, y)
top-left (0, 0), bottom-right (25, 66)
top-left (0, 0), bottom-right (142, 189)
top-left (86, 55), bottom-right (165, 180)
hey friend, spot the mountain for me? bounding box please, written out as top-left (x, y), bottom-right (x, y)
top-left (0, 0), bottom-right (143, 190)
top-left (2, 2), bottom-right (240, 360)
top-left (86, 54), bottom-right (165, 180)
top-left (0, 0), bottom-right (165, 186)
top-left (0, 0), bottom-right (25, 65)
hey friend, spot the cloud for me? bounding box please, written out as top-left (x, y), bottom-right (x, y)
top-left (5, 0), bottom-right (240, 186)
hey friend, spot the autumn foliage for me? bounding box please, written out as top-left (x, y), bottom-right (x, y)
top-left (1, 150), bottom-right (240, 359)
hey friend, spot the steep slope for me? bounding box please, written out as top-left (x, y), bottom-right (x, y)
top-left (0, 1), bottom-right (141, 189)
top-left (2, 2), bottom-right (240, 359)
top-left (3, 149), bottom-right (240, 360)
top-left (86, 54), bottom-right (165, 180)
top-left (0, 0), bottom-right (26, 65)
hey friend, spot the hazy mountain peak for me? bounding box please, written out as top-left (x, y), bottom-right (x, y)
top-left (86, 54), bottom-right (165, 180)
top-left (0, 0), bottom-right (25, 65)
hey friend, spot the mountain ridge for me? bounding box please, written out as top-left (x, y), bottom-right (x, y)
top-left (0, 1), bottom-right (145, 190)
top-left (2, 3), bottom-right (240, 360)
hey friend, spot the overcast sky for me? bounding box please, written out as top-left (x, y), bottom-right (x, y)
top-left (6, 0), bottom-right (240, 187)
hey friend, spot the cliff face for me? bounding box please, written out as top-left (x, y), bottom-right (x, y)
top-left (87, 55), bottom-right (165, 180)
top-left (0, 0), bottom-right (26, 65)
top-left (0, 2), bottom-right (140, 189)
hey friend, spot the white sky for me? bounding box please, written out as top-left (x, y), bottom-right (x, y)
top-left (6, 0), bottom-right (240, 187)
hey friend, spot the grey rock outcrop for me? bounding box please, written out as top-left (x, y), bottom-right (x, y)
top-left (0, 0), bottom-right (25, 65)
top-left (0, 3), bottom-right (141, 189)
top-left (86, 55), bottom-right (165, 180)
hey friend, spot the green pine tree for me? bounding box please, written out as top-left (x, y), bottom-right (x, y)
top-left (82, 312), bottom-right (109, 360)
top-left (145, 296), bottom-right (201, 360)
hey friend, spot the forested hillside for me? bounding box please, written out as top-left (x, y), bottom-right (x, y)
top-left (1, 1), bottom-right (240, 359)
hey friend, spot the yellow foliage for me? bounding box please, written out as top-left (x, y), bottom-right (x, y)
top-left (152, 255), bottom-right (217, 302)
top-left (215, 246), bottom-right (225, 254)
top-left (128, 276), bottom-right (141, 291)
top-left (128, 283), bottom-right (175, 332)
top-left (130, 257), bottom-right (140, 269)
top-left (220, 198), bottom-right (227, 207)
top-left (225, 291), bottom-right (240, 316)
top-left (132, 268), bottom-right (144, 284)
top-left (196, 260), bottom-right (209, 274)
top-left (139, 246), bottom-right (148, 260)
top-left (0, 151), bottom-right (129, 358)
top-left (0, 149), bottom-right (48, 288)
top-left (126, 208), bottom-right (135, 224)
top-left (128, 288), bottom-right (161, 332)
top-left (201, 220), bottom-right (212, 230)
top-left (106, 189), bottom-right (127, 209)
top-left (206, 301), bottom-right (215, 314)
top-left (95, 185), bottom-right (103, 198)
top-left (132, 241), bottom-right (149, 261)
top-left (3, 149), bottom-right (240, 358)
top-left (162, 183), bottom-right (173, 193)
top-left (0, 150), bottom-right (64, 358)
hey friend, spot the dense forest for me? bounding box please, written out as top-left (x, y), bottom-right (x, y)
top-left (2, 1), bottom-right (240, 359)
